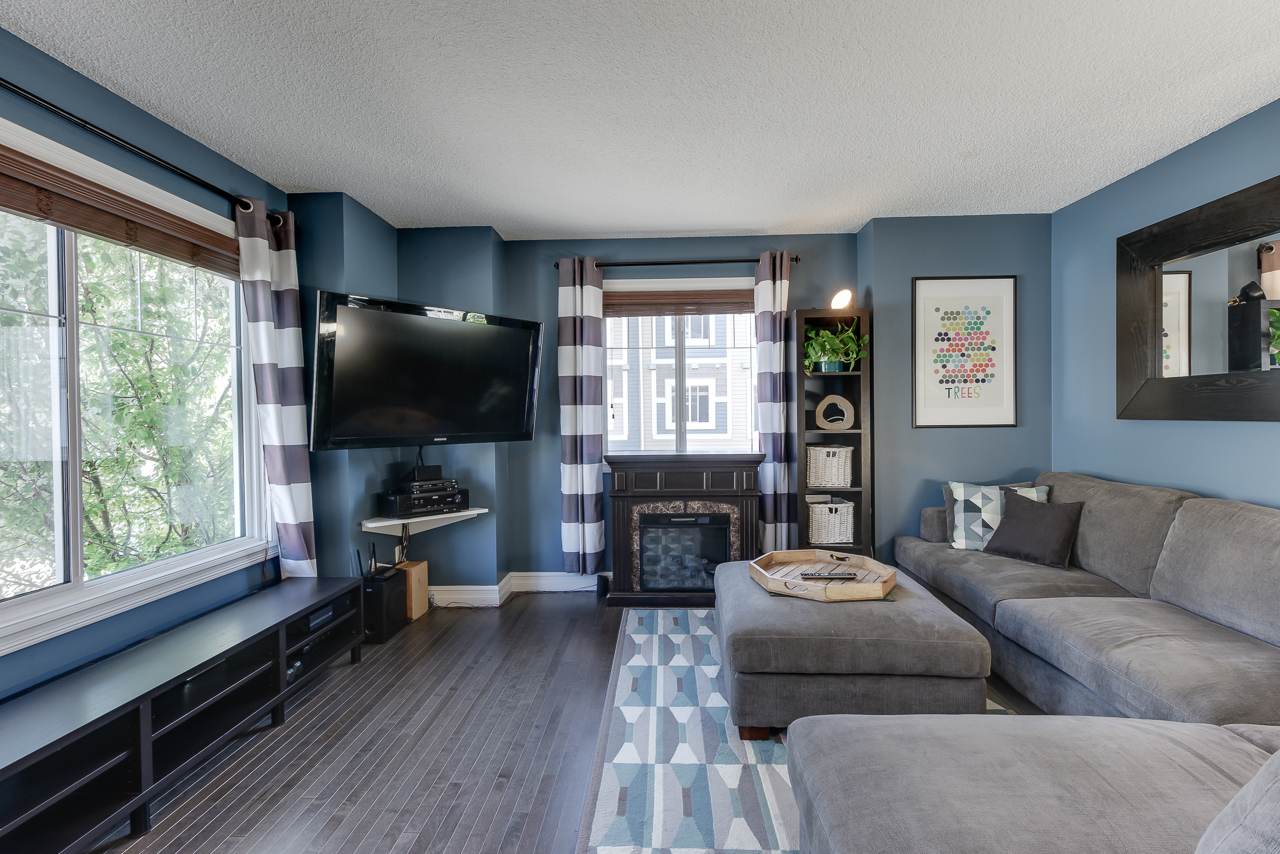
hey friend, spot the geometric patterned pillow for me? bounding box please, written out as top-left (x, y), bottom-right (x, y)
top-left (948, 481), bottom-right (1050, 550)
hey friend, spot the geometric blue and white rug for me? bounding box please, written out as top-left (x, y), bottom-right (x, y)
top-left (577, 609), bottom-right (799, 854)
top-left (577, 608), bottom-right (1016, 854)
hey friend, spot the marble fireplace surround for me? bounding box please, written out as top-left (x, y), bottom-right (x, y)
top-left (605, 452), bottom-right (765, 607)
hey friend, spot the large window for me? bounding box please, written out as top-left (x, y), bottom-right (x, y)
top-left (604, 313), bottom-right (757, 453)
top-left (0, 209), bottom-right (249, 604)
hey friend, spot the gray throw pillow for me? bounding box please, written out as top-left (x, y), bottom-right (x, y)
top-left (943, 480), bottom-right (1034, 541)
top-left (948, 481), bottom-right (1048, 550)
top-left (983, 493), bottom-right (1083, 567)
top-left (1195, 749), bottom-right (1280, 853)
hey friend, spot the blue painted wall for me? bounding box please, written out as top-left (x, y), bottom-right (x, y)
top-left (502, 233), bottom-right (860, 576)
top-left (1051, 99), bottom-right (1280, 508)
top-left (1175, 251), bottom-right (1230, 377)
top-left (395, 227), bottom-right (510, 587)
top-left (0, 27), bottom-right (290, 700)
top-left (289, 193), bottom-right (404, 577)
top-left (857, 216), bottom-right (1054, 561)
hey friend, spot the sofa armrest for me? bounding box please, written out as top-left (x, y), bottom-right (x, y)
top-left (921, 507), bottom-right (949, 544)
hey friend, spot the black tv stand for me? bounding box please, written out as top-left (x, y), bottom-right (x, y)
top-left (0, 577), bottom-right (362, 854)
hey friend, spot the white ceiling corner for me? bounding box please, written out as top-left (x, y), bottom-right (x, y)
top-left (2, 1), bottom-right (1279, 240)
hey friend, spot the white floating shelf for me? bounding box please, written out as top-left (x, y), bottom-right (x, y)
top-left (361, 508), bottom-right (489, 537)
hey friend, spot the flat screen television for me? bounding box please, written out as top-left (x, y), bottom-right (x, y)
top-left (310, 291), bottom-right (543, 451)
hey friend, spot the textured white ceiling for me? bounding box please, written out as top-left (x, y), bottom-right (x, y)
top-left (3, 1), bottom-right (1280, 239)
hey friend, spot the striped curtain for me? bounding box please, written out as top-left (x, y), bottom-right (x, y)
top-left (235, 200), bottom-right (316, 577)
top-left (558, 257), bottom-right (606, 574)
top-left (756, 251), bottom-right (792, 552)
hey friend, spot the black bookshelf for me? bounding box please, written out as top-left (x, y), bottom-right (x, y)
top-left (0, 577), bottom-right (362, 854)
top-left (787, 308), bottom-right (875, 556)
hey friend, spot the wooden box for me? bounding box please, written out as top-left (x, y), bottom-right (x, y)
top-left (399, 561), bottom-right (430, 620)
top-left (749, 549), bottom-right (896, 602)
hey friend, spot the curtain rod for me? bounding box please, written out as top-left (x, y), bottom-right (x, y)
top-left (0, 74), bottom-right (249, 210)
top-left (554, 255), bottom-right (800, 270)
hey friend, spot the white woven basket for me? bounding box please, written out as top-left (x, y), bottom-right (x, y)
top-left (809, 501), bottom-right (855, 544)
top-left (807, 445), bottom-right (855, 487)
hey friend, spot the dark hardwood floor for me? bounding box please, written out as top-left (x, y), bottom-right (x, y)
top-left (94, 591), bottom-right (623, 854)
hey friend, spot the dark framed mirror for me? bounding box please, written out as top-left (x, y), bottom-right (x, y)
top-left (1116, 173), bottom-right (1280, 420)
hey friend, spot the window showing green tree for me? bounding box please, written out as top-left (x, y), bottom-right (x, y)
top-left (0, 208), bottom-right (244, 601)
top-left (77, 236), bottom-right (240, 578)
top-left (0, 213), bottom-right (61, 601)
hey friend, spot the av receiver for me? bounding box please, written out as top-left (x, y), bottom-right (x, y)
top-left (407, 478), bottom-right (459, 494)
top-left (377, 488), bottom-right (469, 519)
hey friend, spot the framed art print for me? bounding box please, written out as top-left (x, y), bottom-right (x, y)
top-left (1160, 271), bottom-right (1191, 377)
top-left (913, 276), bottom-right (1017, 427)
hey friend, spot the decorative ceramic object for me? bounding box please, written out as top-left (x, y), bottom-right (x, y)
top-left (815, 394), bottom-right (854, 430)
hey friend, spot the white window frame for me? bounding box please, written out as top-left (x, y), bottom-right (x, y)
top-left (684, 358), bottom-right (730, 432)
top-left (685, 314), bottom-right (711, 346)
top-left (0, 130), bottom-right (273, 657)
top-left (686, 382), bottom-right (712, 427)
top-left (662, 377), bottom-right (718, 432)
top-left (607, 361), bottom-right (629, 441)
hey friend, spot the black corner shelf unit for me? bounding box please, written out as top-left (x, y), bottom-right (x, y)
top-left (1227, 299), bottom-right (1280, 373)
top-left (0, 577), bottom-right (363, 854)
top-left (787, 308), bottom-right (875, 556)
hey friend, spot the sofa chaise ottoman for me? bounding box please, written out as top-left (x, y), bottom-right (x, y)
top-left (895, 472), bottom-right (1280, 725)
top-left (713, 561), bottom-right (990, 738)
top-left (787, 714), bottom-right (1280, 854)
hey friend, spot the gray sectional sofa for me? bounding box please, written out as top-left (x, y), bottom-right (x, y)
top-left (788, 714), bottom-right (1280, 854)
top-left (785, 472), bottom-right (1280, 853)
top-left (894, 472), bottom-right (1280, 725)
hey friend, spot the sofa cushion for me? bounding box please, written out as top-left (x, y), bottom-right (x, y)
top-left (996, 597), bottom-right (1280, 725)
top-left (788, 714), bottom-right (1268, 854)
top-left (895, 536), bottom-right (1132, 626)
top-left (920, 506), bottom-right (949, 544)
top-left (1224, 725), bottom-right (1280, 755)
top-left (1036, 471), bottom-right (1197, 597)
top-left (1150, 498), bottom-right (1280, 648)
top-left (982, 492), bottom-right (1083, 568)
top-left (712, 561), bottom-right (988, 678)
top-left (1196, 748), bottom-right (1280, 854)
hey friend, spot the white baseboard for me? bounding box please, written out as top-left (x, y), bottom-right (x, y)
top-left (426, 584), bottom-right (505, 608)
top-left (428, 572), bottom-right (605, 608)
top-left (508, 572), bottom-right (601, 593)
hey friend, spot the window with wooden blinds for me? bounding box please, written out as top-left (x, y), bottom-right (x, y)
top-left (602, 289), bottom-right (755, 317)
top-left (0, 143), bottom-right (238, 279)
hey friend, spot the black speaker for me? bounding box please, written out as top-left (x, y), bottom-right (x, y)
top-left (363, 569), bottom-right (409, 644)
top-left (412, 464), bottom-right (443, 482)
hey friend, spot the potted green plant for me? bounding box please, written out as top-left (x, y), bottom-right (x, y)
top-left (804, 321), bottom-right (870, 373)
top-left (1270, 308), bottom-right (1279, 367)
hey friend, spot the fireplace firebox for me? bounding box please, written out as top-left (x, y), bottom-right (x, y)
top-left (605, 453), bottom-right (764, 607)
top-left (639, 513), bottom-right (730, 592)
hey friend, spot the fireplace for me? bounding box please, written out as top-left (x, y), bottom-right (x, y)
top-left (639, 513), bottom-right (730, 592)
top-left (605, 453), bottom-right (764, 607)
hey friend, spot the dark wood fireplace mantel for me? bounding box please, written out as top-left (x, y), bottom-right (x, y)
top-left (605, 453), bottom-right (765, 607)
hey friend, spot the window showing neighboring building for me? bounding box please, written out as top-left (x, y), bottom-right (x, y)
top-left (604, 311), bottom-right (756, 453)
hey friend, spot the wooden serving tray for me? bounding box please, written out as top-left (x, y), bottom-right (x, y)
top-left (749, 549), bottom-right (897, 602)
